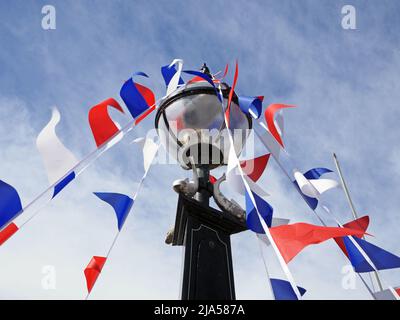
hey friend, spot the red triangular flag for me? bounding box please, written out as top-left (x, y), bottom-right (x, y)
top-left (84, 256), bottom-right (107, 293)
top-left (240, 154), bottom-right (271, 182)
top-left (225, 61), bottom-right (238, 128)
top-left (334, 216), bottom-right (369, 257)
top-left (188, 75), bottom-right (207, 83)
top-left (270, 222), bottom-right (366, 263)
top-left (88, 98), bottom-right (124, 147)
top-left (264, 104), bottom-right (295, 148)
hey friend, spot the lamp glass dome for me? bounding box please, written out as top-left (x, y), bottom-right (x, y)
top-left (155, 81), bottom-right (252, 170)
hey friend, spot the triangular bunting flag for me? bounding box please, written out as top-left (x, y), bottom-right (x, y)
top-left (133, 137), bottom-right (159, 173)
top-left (270, 278), bottom-right (306, 300)
top-left (343, 236), bottom-right (400, 273)
top-left (293, 168), bottom-right (338, 210)
top-left (36, 107), bottom-right (79, 185)
top-left (161, 59), bottom-right (184, 96)
top-left (120, 72), bottom-right (155, 119)
top-left (238, 95), bottom-right (263, 119)
top-left (264, 104), bottom-right (295, 148)
top-left (303, 167), bottom-right (333, 180)
top-left (84, 256), bottom-right (107, 293)
top-left (240, 154), bottom-right (270, 182)
top-left (270, 222), bottom-right (365, 263)
top-left (88, 98), bottom-right (125, 147)
top-left (225, 61), bottom-right (238, 127)
top-left (245, 189), bottom-right (273, 233)
top-left (334, 216), bottom-right (369, 256)
top-left (0, 180), bottom-right (23, 230)
top-left (94, 192), bottom-right (134, 231)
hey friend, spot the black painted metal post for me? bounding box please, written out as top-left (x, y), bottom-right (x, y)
top-left (194, 166), bottom-right (210, 206)
top-left (171, 167), bottom-right (247, 300)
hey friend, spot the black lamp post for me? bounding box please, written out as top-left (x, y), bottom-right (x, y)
top-left (155, 66), bottom-right (252, 300)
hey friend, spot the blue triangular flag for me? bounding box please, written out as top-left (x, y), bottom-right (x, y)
top-left (94, 192), bottom-right (134, 231)
top-left (245, 189), bottom-right (273, 233)
top-left (238, 96), bottom-right (263, 119)
top-left (270, 278), bottom-right (306, 300)
top-left (0, 180), bottom-right (23, 229)
top-left (120, 72), bottom-right (153, 119)
top-left (161, 64), bottom-right (184, 87)
top-left (303, 167), bottom-right (333, 180)
top-left (343, 236), bottom-right (400, 273)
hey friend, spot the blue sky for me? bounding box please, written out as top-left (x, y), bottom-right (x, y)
top-left (0, 0), bottom-right (400, 299)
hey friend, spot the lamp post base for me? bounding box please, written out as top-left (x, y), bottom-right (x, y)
top-left (172, 194), bottom-right (247, 300)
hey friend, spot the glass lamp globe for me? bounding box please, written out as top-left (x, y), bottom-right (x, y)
top-left (155, 80), bottom-right (252, 170)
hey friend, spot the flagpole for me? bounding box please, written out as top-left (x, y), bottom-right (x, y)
top-left (332, 153), bottom-right (383, 292)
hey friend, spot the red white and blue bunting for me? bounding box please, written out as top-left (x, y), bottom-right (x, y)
top-left (0, 58), bottom-right (399, 300)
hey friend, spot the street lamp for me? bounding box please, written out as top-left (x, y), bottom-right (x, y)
top-left (155, 65), bottom-right (251, 300)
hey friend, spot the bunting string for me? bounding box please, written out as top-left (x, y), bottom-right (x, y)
top-left (85, 139), bottom-right (160, 299)
top-left (217, 75), bottom-right (303, 300)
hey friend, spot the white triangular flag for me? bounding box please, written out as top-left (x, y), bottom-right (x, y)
top-left (36, 107), bottom-right (79, 185)
top-left (294, 170), bottom-right (339, 198)
top-left (133, 137), bottom-right (159, 173)
top-left (166, 59), bottom-right (183, 96)
top-left (310, 178), bottom-right (340, 194)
